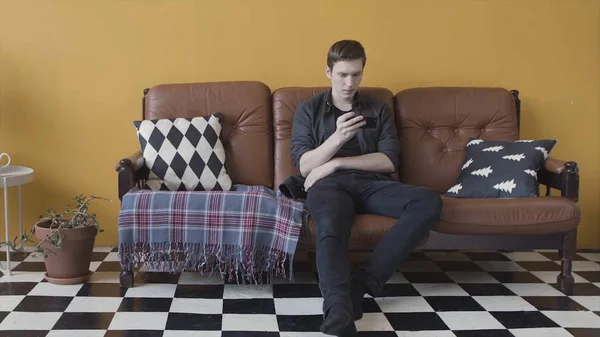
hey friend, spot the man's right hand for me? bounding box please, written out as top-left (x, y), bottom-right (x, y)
top-left (332, 111), bottom-right (366, 145)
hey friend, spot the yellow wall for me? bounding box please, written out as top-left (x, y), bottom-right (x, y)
top-left (1, 0), bottom-right (599, 248)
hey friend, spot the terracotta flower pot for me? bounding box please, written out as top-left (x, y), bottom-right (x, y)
top-left (34, 218), bottom-right (97, 284)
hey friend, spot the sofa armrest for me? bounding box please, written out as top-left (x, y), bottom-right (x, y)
top-left (116, 150), bottom-right (145, 172)
top-left (538, 157), bottom-right (579, 202)
top-left (115, 151), bottom-right (147, 201)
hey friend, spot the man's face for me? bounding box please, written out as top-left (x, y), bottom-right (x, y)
top-left (326, 59), bottom-right (364, 101)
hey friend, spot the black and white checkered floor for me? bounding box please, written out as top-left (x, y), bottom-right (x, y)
top-left (0, 247), bottom-right (599, 337)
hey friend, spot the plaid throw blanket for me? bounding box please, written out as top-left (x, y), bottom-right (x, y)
top-left (117, 185), bottom-right (307, 284)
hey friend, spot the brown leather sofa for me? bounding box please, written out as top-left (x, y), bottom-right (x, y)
top-left (116, 81), bottom-right (580, 294)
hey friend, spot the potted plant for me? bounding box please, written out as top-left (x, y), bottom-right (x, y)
top-left (3, 194), bottom-right (112, 284)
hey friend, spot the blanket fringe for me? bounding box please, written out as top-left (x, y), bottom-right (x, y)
top-left (118, 242), bottom-right (294, 285)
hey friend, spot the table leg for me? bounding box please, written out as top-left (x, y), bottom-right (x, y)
top-left (12, 185), bottom-right (23, 252)
top-left (0, 177), bottom-right (11, 275)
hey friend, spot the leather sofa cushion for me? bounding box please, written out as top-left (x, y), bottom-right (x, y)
top-left (144, 81), bottom-right (274, 188)
top-left (394, 87), bottom-right (520, 194)
top-left (299, 195), bottom-right (580, 250)
top-left (438, 196), bottom-right (580, 235)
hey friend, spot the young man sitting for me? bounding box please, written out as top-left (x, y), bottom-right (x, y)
top-left (289, 40), bottom-right (443, 336)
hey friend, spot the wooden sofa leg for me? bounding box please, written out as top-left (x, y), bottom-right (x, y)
top-left (557, 229), bottom-right (576, 295)
top-left (120, 268), bottom-right (134, 288)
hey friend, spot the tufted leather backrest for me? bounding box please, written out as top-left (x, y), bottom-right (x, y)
top-left (272, 86), bottom-right (395, 188)
top-left (144, 81), bottom-right (274, 188)
top-left (394, 87), bottom-right (519, 193)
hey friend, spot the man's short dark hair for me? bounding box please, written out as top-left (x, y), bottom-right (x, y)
top-left (327, 40), bottom-right (367, 69)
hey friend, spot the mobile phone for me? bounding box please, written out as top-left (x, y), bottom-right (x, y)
top-left (362, 116), bottom-right (377, 129)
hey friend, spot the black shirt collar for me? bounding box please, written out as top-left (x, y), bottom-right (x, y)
top-left (325, 87), bottom-right (362, 114)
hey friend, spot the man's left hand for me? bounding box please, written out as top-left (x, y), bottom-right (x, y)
top-left (304, 160), bottom-right (338, 191)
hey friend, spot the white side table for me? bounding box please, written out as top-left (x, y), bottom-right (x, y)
top-left (0, 165), bottom-right (34, 275)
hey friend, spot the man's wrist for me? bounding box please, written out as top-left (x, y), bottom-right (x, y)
top-left (327, 132), bottom-right (343, 149)
top-left (329, 157), bottom-right (343, 171)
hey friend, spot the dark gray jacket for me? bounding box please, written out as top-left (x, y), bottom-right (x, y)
top-left (280, 88), bottom-right (400, 200)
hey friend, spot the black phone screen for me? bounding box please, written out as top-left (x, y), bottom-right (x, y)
top-left (362, 116), bottom-right (377, 128)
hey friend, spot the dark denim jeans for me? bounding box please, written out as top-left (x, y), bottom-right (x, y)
top-left (305, 171), bottom-right (443, 313)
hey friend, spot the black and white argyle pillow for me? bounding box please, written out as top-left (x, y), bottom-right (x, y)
top-left (133, 112), bottom-right (232, 191)
top-left (444, 138), bottom-right (557, 198)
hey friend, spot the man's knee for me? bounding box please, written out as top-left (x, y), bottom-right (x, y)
top-left (305, 185), bottom-right (332, 216)
top-left (305, 179), bottom-right (340, 209)
top-left (413, 187), bottom-right (443, 220)
top-left (311, 208), bottom-right (354, 239)
top-left (305, 185), bottom-right (355, 240)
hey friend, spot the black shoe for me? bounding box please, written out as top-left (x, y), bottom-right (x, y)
top-left (350, 277), bottom-right (366, 320)
top-left (320, 303), bottom-right (357, 336)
